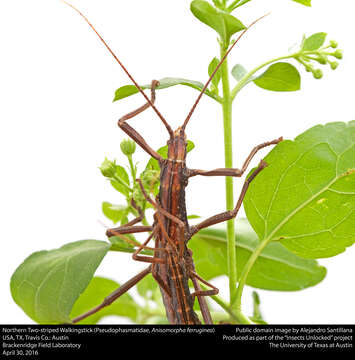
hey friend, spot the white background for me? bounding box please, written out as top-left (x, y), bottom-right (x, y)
top-left (1, 0), bottom-right (354, 324)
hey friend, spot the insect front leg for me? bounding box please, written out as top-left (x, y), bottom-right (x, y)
top-left (187, 137), bottom-right (282, 178)
top-left (117, 80), bottom-right (164, 161)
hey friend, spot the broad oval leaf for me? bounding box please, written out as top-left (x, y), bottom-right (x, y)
top-left (302, 32), bottom-right (327, 51)
top-left (10, 240), bottom-right (110, 324)
top-left (70, 277), bottom-right (138, 324)
top-left (190, 0), bottom-right (245, 44)
top-left (253, 62), bottom-right (301, 92)
top-left (189, 219), bottom-right (326, 291)
top-left (244, 121), bottom-right (355, 259)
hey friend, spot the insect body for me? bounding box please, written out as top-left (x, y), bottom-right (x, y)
top-left (110, 90), bottom-right (214, 324)
top-left (65, 3), bottom-right (281, 325)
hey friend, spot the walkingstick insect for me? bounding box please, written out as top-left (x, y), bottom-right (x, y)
top-left (65, 3), bottom-right (282, 325)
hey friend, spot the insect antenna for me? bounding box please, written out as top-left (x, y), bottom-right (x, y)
top-left (62, 1), bottom-right (174, 138)
top-left (181, 13), bottom-right (270, 131)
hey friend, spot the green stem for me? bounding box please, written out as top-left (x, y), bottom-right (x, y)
top-left (220, 43), bottom-right (237, 307)
top-left (201, 284), bottom-right (239, 323)
top-left (227, 0), bottom-right (241, 11)
top-left (230, 53), bottom-right (299, 100)
top-left (127, 154), bottom-right (136, 182)
top-left (235, 238), bottom-right (269, 315)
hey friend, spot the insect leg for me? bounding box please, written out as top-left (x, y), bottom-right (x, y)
top-left (187, 137), bottom-right (282, 178)
top-left (118, 80), bottom-right (165, 161)
top-left (71, 265), bottom-right (152, 324)
top-left (106, 200), bottom-right (151, 240)
top-left (190, 160), bottom-right (267, 236)
top-left (190, 271), bottom-right (219, 298)
top-left (136, 178), bottom-right (186, 257)
top-left (106, 225), bottom-right (153, 238)
top-left (132, 227), bottom-right (167, 265)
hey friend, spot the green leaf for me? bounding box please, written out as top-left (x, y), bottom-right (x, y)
top-left (253, 62), bottom-right (301, 92)
top-left (302, 32), bottom-right (327, 51)
top-left (190, 0), bottom-right (245, 45)
top-left (70, 277), bottom-right (138, 324)
top-left (102, 202), bottom-right (126, 224)
top-left (187, 215), bottom-right (201, 219)
top-left (231, 64), bottom-right (248, 81)
top-left (116, 164), bottom-right (130, 185)
top-left (293, 0), bottom-right (311, 7)
top-left (110, 165), bottom-right (130, 197)
top-left (154, 77), bottom-right (204, 91)
top-left (189, 219), bottom-right (326, 291)
top-left (113, 78), bottom-right (219, 103)
top-left (108, 235), bottom-right (138, 253)
top-left (208, 57), bottom-right (222, 89)
top-left (10, 240), bottom-right (110, 324)
top-left (113, 85), bottom-right (145, 101)
top-left (136, 273), bottom-right (158, 300)
top-left (244, 121), bottom-right (355, 259)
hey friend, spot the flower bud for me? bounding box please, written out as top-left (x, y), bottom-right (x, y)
top-left (99, 158), bottom-right (116, 178)
top-left (329, 61), bottom-right (339, 70)
top-left (312, 68), bottom-right (323, 79)
top-left (329, 40), bottom-right (338, 48)
top-left (304, 64), bottom-right (313, 73)
top-left (333, 49), bottom-right (343, 59)
top-left (316, 54), bottom-right (327, 65)
top-left (120, 139), bottom-right (136, 156)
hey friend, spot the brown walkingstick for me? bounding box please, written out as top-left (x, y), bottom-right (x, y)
top-left (65, 2), bottom-right (282, 325)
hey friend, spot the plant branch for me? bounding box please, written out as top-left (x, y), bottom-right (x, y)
top-left (230, 53), bottom-right (297, 100)
top-left (219, 43), bottom-right (238, 308)
top-left (234, 238), bottom-right (269, 315)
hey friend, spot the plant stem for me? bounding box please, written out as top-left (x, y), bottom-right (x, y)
top-left (127, 154), bottom-right (136, 182)
top-left (230, 53), bottom-right (300, 100)
top-left (227, 0), bottom-right (241, 11)
top-left (202, 284), bottom-right (238, 322)
top-left (235, 238), bottom-right (269, 315)
top-left (210, 292), bottom-right (252, 324)
top-left (220, 43), bottom-right (237, 307)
